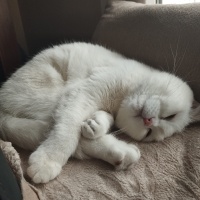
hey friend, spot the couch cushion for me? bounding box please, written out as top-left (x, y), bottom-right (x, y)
top-left (15, 124), bottom-right (200, 200)
top-left (92, 1), bottom-right (200, 101)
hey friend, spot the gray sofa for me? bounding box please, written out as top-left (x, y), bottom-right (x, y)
top-left (1, 1), bottom-right (200, 199)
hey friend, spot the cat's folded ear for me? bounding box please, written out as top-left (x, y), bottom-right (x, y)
top-left (190, 100), bottom-right (200, 123)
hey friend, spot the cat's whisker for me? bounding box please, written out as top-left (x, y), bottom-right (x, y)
top-left (175, 43), bottom-right (188, 74)
top-left (182, 67), bottom-right (199, 82)
top-left (157, 35), bottom-right (170, 72)
top-left (110, 127), bottom-right (127, 136)
top-left (161, 44), bottom-right (189, 99)
top-left (170, 43), bottom-right (177, 76)
top-left (159, 41), bottom-right (181, 97)
top-left (173, 37), bottom-right (179, 75)
top-left (172, 34), bottom-right (183, 76)
top-left (161, 74), bottom-right (175, 98)
top-left (168, 38), bottom-right (189, 80)
top-left (163, 55), bottom-right (170, 72)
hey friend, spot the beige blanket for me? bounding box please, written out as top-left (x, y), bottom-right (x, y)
top-left (1, 123), bottom-right (200, 200)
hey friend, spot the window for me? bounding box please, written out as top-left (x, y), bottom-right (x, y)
top-left (157, 0), bottom-right (200, 4)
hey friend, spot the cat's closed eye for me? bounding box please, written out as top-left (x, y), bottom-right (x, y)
top-left (162, 114), bottom-right (176, 120)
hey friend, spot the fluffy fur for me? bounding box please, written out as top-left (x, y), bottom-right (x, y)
top-left (0, 42), bottom-right (199, 183)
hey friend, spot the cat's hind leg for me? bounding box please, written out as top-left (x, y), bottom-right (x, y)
top-left (81, 110), bottom-right (114, 139)
top-left (0, 112), bottom-right (50, 150)
top-left (75, 134), bottom-right (140, 170)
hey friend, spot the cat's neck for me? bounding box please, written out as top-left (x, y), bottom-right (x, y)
top-left (95, 67), bottom-right (149, 114)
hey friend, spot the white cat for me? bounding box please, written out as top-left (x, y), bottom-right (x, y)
top-left (0, 42), bottom-right (199, 183)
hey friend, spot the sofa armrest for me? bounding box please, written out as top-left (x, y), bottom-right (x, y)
top-left (92, 1), bottom-right (200, 101)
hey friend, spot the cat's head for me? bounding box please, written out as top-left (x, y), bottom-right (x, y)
top-left (116, 72), bottom-right (200, 142)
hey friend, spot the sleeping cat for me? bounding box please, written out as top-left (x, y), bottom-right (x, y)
top-left (0, 42), bottom-right (199, 184)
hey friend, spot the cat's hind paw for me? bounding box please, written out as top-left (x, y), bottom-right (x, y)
top-left (27, 150), bottom-right (62, 183)
top-left (81, 119), bottom-right (106, 139)
top-left (112, 144), bottom-right (140, 171)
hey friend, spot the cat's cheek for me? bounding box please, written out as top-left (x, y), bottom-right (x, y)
top-left (152, 118), bottom-right (159, 126)
top-left (126, 128), bottom-right (149, 141)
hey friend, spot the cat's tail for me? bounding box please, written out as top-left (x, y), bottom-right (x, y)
top-left (0, 111), bottom-right (50, 150)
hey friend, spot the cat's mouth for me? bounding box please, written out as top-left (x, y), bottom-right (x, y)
top-left (145, 128), bottom-right (152, 138)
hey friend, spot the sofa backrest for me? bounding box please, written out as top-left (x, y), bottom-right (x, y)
top-left (93, 1), bottom-right (200, 101)
top-left (17, 0), bottom-right (108, 56)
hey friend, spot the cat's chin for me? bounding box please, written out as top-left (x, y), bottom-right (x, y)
top-left (120, 126), bottom-right (150, 142)
top-left (122, 122), bottom-right (165, 143)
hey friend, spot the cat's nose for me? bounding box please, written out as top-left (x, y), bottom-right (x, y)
top-left (143, 118), bottom-right (153, 126)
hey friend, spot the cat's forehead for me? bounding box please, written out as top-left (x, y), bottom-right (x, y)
top-left (160, 96), bottom-right (192, 115)
top-left (160, 76), bottom-right (193, 112)
top-left (155, 71), bottom-right (193, 95)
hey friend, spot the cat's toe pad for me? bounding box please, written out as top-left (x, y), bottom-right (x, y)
top-left (113, 144), bottom-right (140, 171)
top-left (27, 151), bottom-right (62, 183)
top-left (81, 119), bottom-right (105, 139)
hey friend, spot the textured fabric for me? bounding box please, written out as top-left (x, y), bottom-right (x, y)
top-left (93, 1), bottom-right (200, 102)
top-left (0, 140), bottom-right (42, 200)
top-left (2, 124), bottom-right (200, 200)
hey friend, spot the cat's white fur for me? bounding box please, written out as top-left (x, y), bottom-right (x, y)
top-left (0, 42), bottom-right (199, 183)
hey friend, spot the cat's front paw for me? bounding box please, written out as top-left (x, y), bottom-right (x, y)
top-left (143, 131), bottom-right (164, 142)
top-left (81, 119), bottom-right (106, 139)
top-left (113, 144), bottom-right (140, 171)
top-left (27, 150), bottom-right (62, 183)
